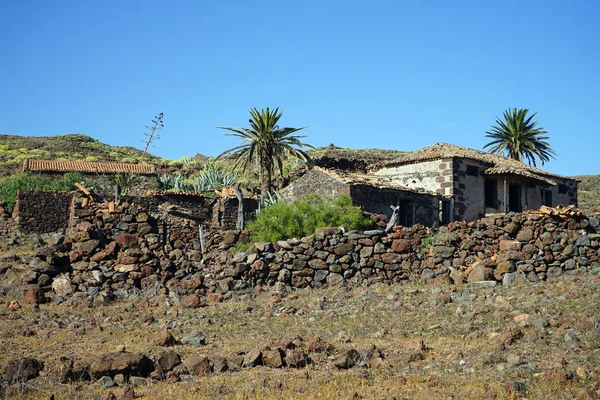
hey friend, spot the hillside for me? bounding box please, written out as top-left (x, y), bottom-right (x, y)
top-left (575, 175), bottom-right (600, 215)
top-left (0, 134), bottom-right (160, 177)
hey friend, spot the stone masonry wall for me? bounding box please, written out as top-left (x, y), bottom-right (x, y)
top-left (374, 159), bottom-right (454, 196)
top-left (14, 190), bottom-right (74, 234)
top-left (23, 198), bottom-right (600, 304)
top-left (349, 184), bottom-right (438, 227)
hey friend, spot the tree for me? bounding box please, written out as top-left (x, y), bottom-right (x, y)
top-left (141, 112), bottom-right (164, 161)
top-left (483, 108), bottom-right (557, 166)
top-left (217, 107), bottom-right (313, 198)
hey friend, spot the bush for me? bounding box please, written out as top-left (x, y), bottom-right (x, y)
top-left (0, 173), bottom-right (91, 211)
top-left (0, 174), bottom-right (53, 211)
top-left (247, 194), bottom-right (373, 242)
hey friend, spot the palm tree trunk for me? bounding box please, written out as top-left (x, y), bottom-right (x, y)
top-left (261, 155), bottom-right (272, 198)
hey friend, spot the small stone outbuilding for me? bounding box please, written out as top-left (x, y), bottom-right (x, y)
top-left (279, 166), bottom-right (442, 227)
top-left (371, 142), bottom-right (578, 222)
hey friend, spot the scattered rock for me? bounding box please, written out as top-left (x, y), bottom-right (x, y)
top-left (4, 357), bottom-right (43, 384)
top-left (183, 355), bottom-right (212, 376)
top-left (152, 331), bottom-right (177, 347)
top-left (334, 349), bottom-right (361, 369)
top-left (88, 352), bottom-right (153, 379)
top-left (156, 350), bottom-right (181, 372)
top-left (22, 288), bottom-right (46, 305)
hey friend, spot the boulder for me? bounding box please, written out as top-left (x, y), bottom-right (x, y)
top-left (52, 274), bottom-right (74, 297)
top-left (334, 349), bottom-right (361, 369)
top-left (4, 357), bottom-right (43, 384)
top-left (88, 352), bottom-right (153, 379)
top-left (243, 348), bottom-right (262, 368)
top-left (262, 349), bottom-right (284, 368)
top-left (467, 262), bottom-right (490, 283)
top-left (152, 331), bottom-right (177, 347)
top-left (156, 350), bottom-right (181, 372)
top-left (284, 349), bottom-right (308, 368)
top-left (184, 355), bottom-right (212, 376)
top-left (22, 288), bottom-right (46, 304)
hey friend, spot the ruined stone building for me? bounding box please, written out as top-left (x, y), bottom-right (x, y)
top-left (371, 142), bottom-right (578, 222)
top-left (279, 166), bottom-right (442, 227)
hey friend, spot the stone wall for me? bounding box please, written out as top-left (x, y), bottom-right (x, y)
top-left (349, 184), bottom-right (438, 227)
top-left (212, 197), bottom-right (258, 231)
top-left (279, 169), bottom-right (348, 202)
top-left (374, 159), bottom-right (453, 196)
top-left (23, 199), bottom-right (599, 303)
top-left (452, 158), bottom-right (487, 221)
top-left (12, 190), bottom-right (256, 235)
top-left (14, 190), bottom-right (74, 234)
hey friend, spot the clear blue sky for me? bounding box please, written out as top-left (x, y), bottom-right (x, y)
top-left (1, 0), bottom-right (598, 176)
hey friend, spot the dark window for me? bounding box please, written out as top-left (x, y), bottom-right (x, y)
top-left (544, 190), bottom-right (553, 206)
top-left (509, 184), bottom-right (522, 212)
top-left (558, 184), bottom-right (568, 194)
top-left (441, 199), bottom-right (451, 225)
top-left (485, 179), bottom-right (498, 208)
top-left (398, 200), bottom-right (413, 226)
top-left (466, 165), bottom-right (479, 176)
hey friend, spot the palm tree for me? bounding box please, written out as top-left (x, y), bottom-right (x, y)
top-left (217, 107), bottom-right (314, 198)
top-left (483, 108), bottom-right (557, 166)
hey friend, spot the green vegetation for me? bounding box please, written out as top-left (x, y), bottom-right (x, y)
top-left (158, 161), bottom-right (239, 193)
top-left (217, 107), bottom-right (314, 198)
top-left (0, 172), bottom-right (90, 211)
top-left (484, 108), bottom-right (556, 166)
top-left (0, 134), bottom-right (160, 177)
top-left (247, 194), bottom-right (373, 242)
top-left (420, 232), bottom-right (443, 252)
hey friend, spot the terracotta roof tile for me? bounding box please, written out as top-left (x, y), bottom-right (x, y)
top-left (24, 159), bottom-right (156, 175)
top-left (371, 142), bottom-right (574, 186)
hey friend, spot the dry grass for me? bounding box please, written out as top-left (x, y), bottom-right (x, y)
top-left (1, 273), bottom-right (599, 399)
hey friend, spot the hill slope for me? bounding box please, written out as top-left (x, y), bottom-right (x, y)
top-left (0, 134), bottom-right (160, 177)
top-left (575, 175), bottom-right (600, 215)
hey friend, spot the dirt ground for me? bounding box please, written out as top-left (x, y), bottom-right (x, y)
top-left (1, 265), bottom-right (600, 399)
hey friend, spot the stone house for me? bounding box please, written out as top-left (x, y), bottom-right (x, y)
top-left (279, 166), bottom-right (442, 227)
top-left (371, 142), bottom-right (578, 222)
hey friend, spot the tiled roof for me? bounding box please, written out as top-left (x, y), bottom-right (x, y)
top-left (24, 159), bottom-right (156, 175)
top-left (371, 143), bottom-right (575, 186)
top-left (313, 167), bottom-right (441, 197)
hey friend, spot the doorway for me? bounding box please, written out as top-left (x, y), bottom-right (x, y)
top-left (509, 184), bottom-right (522, 212)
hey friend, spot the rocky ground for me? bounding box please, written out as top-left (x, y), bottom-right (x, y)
top-left (1, 257), bottom-right (599, 400)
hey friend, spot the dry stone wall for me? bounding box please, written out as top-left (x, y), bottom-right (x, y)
top-left (14, 191), bottom-right (74, 234)
top-left (19, 196), bottom-right (600, 304)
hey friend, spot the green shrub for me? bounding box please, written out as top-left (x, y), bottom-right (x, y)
top-left (0, 174), bottom-right (53, 211)
top-left (52, 172), bottom-right (91, 191)
top-left (247, 194), bottom-right (373, 242)
top-left (0, 173), bottom-right (92, 211)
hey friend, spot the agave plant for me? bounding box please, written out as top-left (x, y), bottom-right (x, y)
top-left (191, 169), bottom-right (239, 192)
top-left (112, 173), bottom-right (139, 195)
top-left (257, 191), bottom-right (281, 214)
top-left (158, 172), bottom-right (187, 191)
